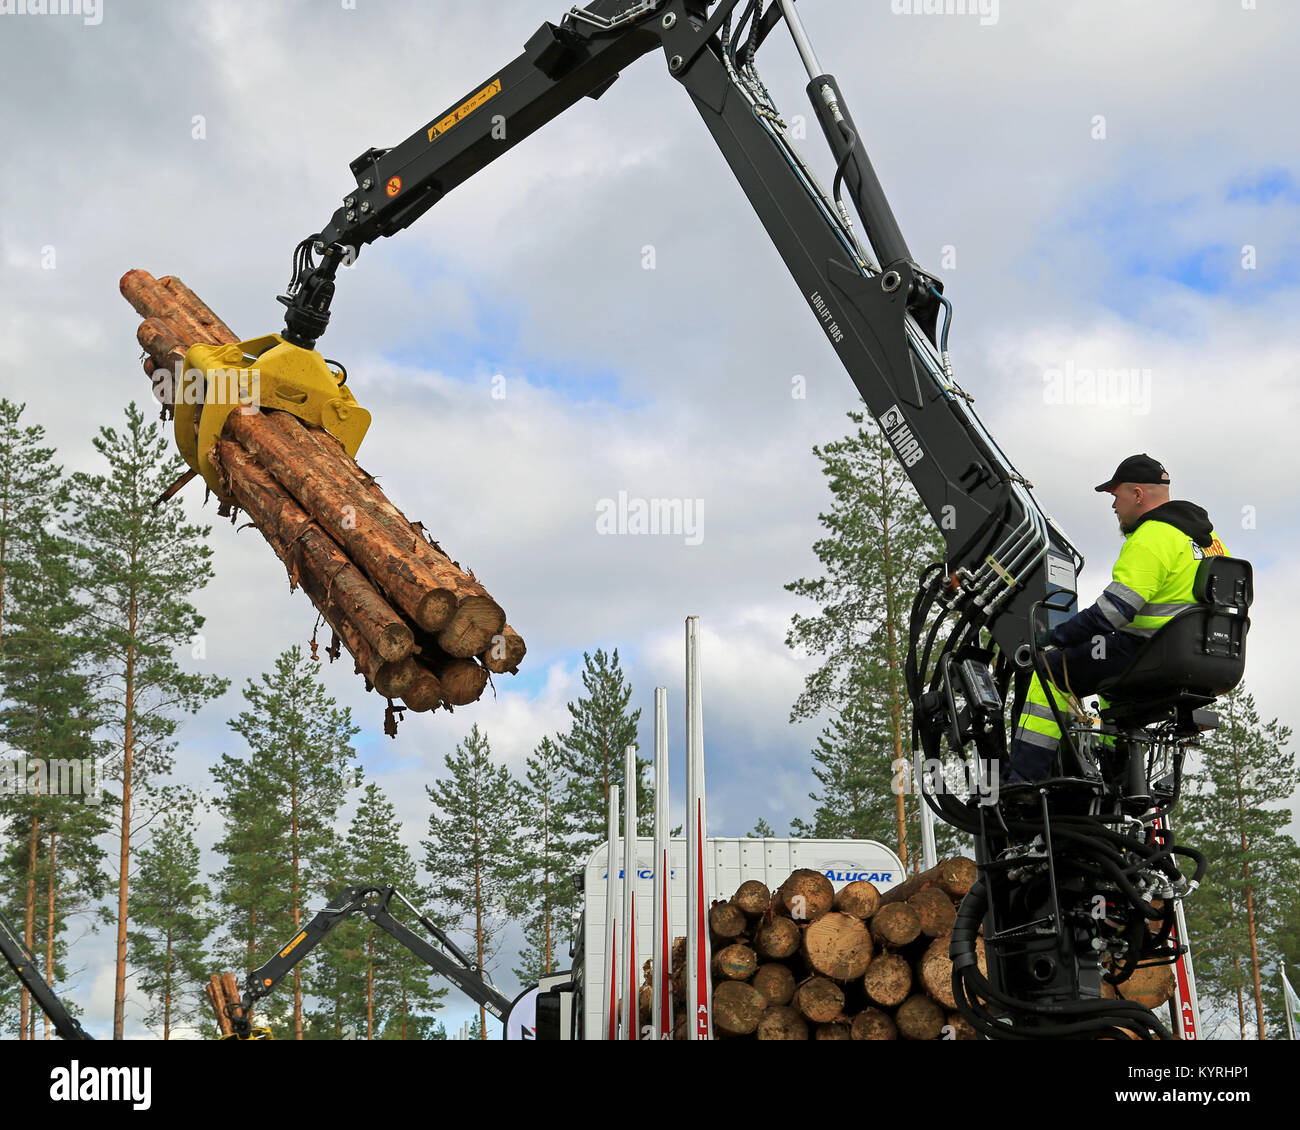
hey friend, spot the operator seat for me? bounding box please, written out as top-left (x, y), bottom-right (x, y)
top-left (1097, 557), bottom-right (1253, 731)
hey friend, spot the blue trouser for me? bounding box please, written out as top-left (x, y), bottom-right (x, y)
top-left (1007, 631), bottom-right (1145, 782)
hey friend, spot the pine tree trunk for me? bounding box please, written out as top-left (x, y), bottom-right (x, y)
top-left (114, 618), bottom-right (136, 1041)
top-left (21, 785), bottom-right (38, 1041)
top-left (164, 934), bottom-right (173, 1041)
top-left (367, 931), bottom-right (375, 1040)
top-left (1232, 750), bottom-right (1267, 1039)
top-left (44, 830), bottom-right (57, 1041)
top-left (291, 770), bottom-right (303, 1042)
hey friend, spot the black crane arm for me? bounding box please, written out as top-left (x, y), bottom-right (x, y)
top-left (0, 907), bottom-right (92, 1041)
top-left (229, 885), bottom-right (511, 1038)
top-left (277, 0), bottom-right (1081, 674)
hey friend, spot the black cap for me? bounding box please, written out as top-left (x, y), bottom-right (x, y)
top-left (1095, 453), bottom-right (1170, 493)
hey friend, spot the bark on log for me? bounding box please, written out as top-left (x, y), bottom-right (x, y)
top-left (793, 977), bottom-right (844, 1024)
top-left (861, 951), bottom-right (912, 1008)
top-left (833, 880), bottom-right (881, 920)
top-left (755, 1005), bottom-right (808, 1041)
top-left (210, 441), bottom-right (415, 664)
top-left (896, 994), bottom-right (946, 1040)
top-left (755, 917), bottom-right (802, 960)
top-left (801, 912), bottom-right (873, 982)
top-left (732, 880), bottom-right (772, 918)
top-left (879, 857), bottom-right (977, 906)
top-left (292, 422), bottom-right (505, 656)
top-left (206, 975), bottom-right (233, 1037)
top-left (850, 1007), bottom-right (897, 1041)
top-left (870, 902), bottom-right (922, 948)
top-left (713, 981), bottom-right (767, 1036)
top-left (908, 887), bottom-right (958, 938)
top-left (227, 410), bottom-right (463, 636)
top-left (752, 962), bottom-right (796, 1007)
top-left (711, 944), bottom-right (759, 982)
top-left (775, 869), bottom-right (834, 924)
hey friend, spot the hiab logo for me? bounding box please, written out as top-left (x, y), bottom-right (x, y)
top-left (878, 403), bottom-right (924, 467)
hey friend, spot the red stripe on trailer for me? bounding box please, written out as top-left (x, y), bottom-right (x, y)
top-left (659, 849), bottom-right (672, 1038)
top-left (1172, 937), bottom-right (1198, 1040)
top-left (608, 930), bottom-right (617, 1041)
top-left (694, 802), bottom-right (709, 1038)
top-left (628, 892), bottom-right (638, 1040)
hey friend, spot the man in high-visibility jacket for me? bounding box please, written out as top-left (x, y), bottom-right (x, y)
top-left (1008, 454), bottom-right (1229, 782)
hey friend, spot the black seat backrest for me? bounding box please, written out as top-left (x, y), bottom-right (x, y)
top-left (1193, 555), bottom-right (1253, 613)
top-left (1098, 556), bottom-right (1252, 702)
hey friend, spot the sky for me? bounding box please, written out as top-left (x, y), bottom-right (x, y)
top-left (1, 0), bottom-right (1298, 1040)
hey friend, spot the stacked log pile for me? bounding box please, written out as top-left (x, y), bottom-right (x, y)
top-left (638, 858), bottom-right (984, 1040)
top-left (119, 271), bottom-right (525, 726)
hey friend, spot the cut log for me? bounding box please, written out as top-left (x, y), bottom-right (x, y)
top-left (833, 879), bottom-right (881, 920)
top-left (815, 1021), bottom-right (852, 1040)
top-left (712, 981), bottom-right (767, 1036)
top-left (210, 441), bottom-right (415, 665)
top-left (420, 650), bottom-right (488, 707)
top-left (801, 912), bottom-right (873, 982)
top-left (918, 934), bottom-right (986, 1011)
top-left (861, 952), bottom-right (912, 1008)
top-left (755, 1005), bottom-right (808, 1041)
top-left (775, 869), bottom-right (834, 923)
top-left (480, 624), bottom-right (527, 674)
top-left (732, 880), bottom-right (772, 918)
top-left (755, 917), bottom-right (802, 960)
top-left (709, 902), bottom-right (749, 940)
top-left (908, 887), bottom-right (958, 938)
top-left (945, 1012), bottom-right (979, 1040)
top-left (752, 962), bottom-right (797, 1007)
top-left (1113, 963), bottom-right (1176, 1010)
top-left (896, 994), bottom-right (946, 1040)
top-left (292, 422), bottom-right (505, 656)
top-left (711, 944), bottom-right (759, 982)
top-left (793, 977), bottom-right (844, 1024)
top-left (879, 857), bottom-right (977, 906)
top-left (870, 901), bottom-right (922, 948)
top-left (227, 410), bottom-right (465, 636)
top-left (850, 1007), bottom-right (897, 1041)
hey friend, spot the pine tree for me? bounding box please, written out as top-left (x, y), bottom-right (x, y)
top-left (557, 648), bottom-right (649, 864)
top-left (423, 724), bottom-right (521, 1038)
top-left (512, 736), bottom-right (575, 983)
top-left (1180, 685), bottom-right (1299, 1038)
top-left (748, 818), bottom-right (777, 838)
top-left (343, 781), bottom-right (446, 1039)
top-left (0, 416), bottom-right (110, 1039)
top-left (0, 399), bottom-right (63, 662)
top-left (219, 645), bottom-right (360, 1040)
top-left (211, 746), bottom-right (297, 1037)
top-left (69, 403), bottom-right (227, 1038)
top-left (785, 409), bottom-right (944, 870)
top-left (300, 838), bottom-right (365, 1041)
top-left (129, 799), bottom-right (214, 1038)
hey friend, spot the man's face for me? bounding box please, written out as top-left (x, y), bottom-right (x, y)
top-left (1108, 484), bottom-right (1144, 530)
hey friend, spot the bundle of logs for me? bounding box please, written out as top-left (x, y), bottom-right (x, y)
top-left (204, 973), bottom-right (247, 1038)
top-left (119, 271), bottom-right (525, 727)
top-left (642, 856), bottom-right (1179, 1040)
